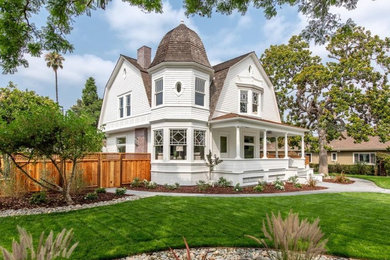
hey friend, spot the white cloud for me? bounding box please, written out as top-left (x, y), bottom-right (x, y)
top-left (105, 1), bottom-right (197, 50)
top-left (1, 54), bottom-right (115, 109)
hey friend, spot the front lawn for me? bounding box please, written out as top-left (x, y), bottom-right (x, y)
top-left (1, 193), bottom-right (390, 260)
top-left (347, 175), bottom-right (390, 189)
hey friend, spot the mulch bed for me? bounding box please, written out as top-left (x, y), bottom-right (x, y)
top-left (323, 178), bottom-right (355, 185)
top-left (126, 183), bottom-right (327, 194)
top-left (0, 191), bottom-right (128, 211)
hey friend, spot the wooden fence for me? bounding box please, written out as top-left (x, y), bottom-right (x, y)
top-left (0, 153), bottom-right (151, 192)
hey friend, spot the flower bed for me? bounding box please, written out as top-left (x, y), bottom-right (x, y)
top-left (323, 178), bottom-right (355, 185)
top-left (0, 191), bottom-right (129, 211)
top-left (126, 182), bottom-right (326, 194)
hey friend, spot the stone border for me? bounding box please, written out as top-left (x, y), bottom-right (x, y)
top-left (0, 196), bottom-right (140, 218)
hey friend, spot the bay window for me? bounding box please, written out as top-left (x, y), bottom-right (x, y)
top-left (252, 92), bottom-right (259, 114)
top-left (194, 130), bottom-right (205, 160)
top-left (155, 78), bottom-right (163, 106)
top-left (240, 90), bottom-right (248, 113)
top-left (195, 77), bottom-right (205, 106)
top-left (170, 129), bottom-right (187, 160)
top-left (154, 130), bottom-right (163, 160)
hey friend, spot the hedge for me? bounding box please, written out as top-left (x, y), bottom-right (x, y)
top-left (309, 163), bottom-right (375, 175)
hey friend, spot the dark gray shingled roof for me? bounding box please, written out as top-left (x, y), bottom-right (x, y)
top-left (149, 24), bottom-right (212, 69)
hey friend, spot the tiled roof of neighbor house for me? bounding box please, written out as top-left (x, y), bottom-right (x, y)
top-left (210, 52), bottom-right (254, 118)
top-left (211, 113), bottom-right (306, 130)
top-left (150, 24), bottom-right (211, 69)
top-left (121, 55), bottom-right (151, 106)
top-left (329, 134), bottom-right (390, 151)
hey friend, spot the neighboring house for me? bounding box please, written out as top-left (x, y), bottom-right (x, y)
top-left (307, 135), bottom-right (390, 165)
top-left (98, 23), bottom-right (312, 185)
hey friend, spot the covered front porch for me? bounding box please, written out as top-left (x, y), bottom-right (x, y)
top-left (210, 114), bottom-right (313, 185)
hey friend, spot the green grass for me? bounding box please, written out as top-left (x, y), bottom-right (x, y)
top-left (1, 193), bottom-right (390, 260)
top-left (347, 174), bottom-right (390, 189)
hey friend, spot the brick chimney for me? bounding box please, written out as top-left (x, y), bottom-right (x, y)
top-left (137, 46), bottom-right (151, 69)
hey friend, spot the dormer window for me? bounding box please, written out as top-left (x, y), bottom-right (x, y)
top-left (195, 77), bottom-right (205, 106)
top-left (240, 90), bottom-right (248, 113)
top-left (155, 78), bottom-right (163, 106)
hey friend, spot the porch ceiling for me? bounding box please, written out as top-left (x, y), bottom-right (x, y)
top-left (210, 113), bottom-right (307, 136)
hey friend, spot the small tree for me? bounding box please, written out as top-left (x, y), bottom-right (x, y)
top-left (0, 85), bottom-right (104, 204)
top-left (205, 150), bottom-right (223, 181)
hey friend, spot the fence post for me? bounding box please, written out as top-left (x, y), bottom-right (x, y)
top-left (119, 153), bottom-right (123, 187)
top-left (97, 153), bottom-right (101, 188)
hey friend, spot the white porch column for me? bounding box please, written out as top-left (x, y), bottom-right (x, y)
top-left (275, 137), bottom-right (279, 158)
top-left (301, 135), bottom-right (305, 159)
top-left (235, 126), bottom-right (241, 159)
top-left (284, 133), bottom-right (289, 159)
top-left (262, 130), bottom-right (267, 159)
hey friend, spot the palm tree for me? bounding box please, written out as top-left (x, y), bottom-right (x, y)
top-left (45, 52), bottom-right (65, 104)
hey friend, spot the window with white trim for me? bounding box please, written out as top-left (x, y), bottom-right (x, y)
top-left (170, 129), bottom-right (187, 160)
top-left (154, 130), bottom-right (163, 160)
top-left (194, 130), bottom-right (205, 160)
top-left (125, 94), bottom-right (131, 116)
top-left (252, 92), bottom-right (259, 114)
top-left (354, 153), bottom-right (376, 164)
top-left (116, 137), bottom-right (126, 153)
top-left (220, 136), bottom-right (228, 154)
top-left (244, 136), bottom-right (255, 159)
top-left (155, 78), bottom-right (163, 106)
top-left (119, 97), bottom-right (124, 118)
top-left (195, 77), bottom-right (205, 106)
top-left (331, 152), bottom-right (337, 162)
top-left (240, 90), bottom-right (248, 113)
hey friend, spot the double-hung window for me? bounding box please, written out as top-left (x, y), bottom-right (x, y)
top-left (154, 130), bottom-right (163, 160)
top-left (252, 92), bottom-right (259, 114)
top-left (244, 136), bottom-right (255, 158)
top-left (240, 90), bottom-right (248, 113)
top-left (125, 94), bottom-right (131, 116)
top-left (195, 77), bottom-right (206, 106)
top-left (119, 97), bottom-right (124, 118)
top-left (354, 153), bottom-right (376, 164)
top-left (155, 78), bottom-right (163, 106)
top-left (194, 130), bottom-right (205, 160)
top-left (116, 137), bottom-right (126, 153)
top-left (170, 129), bottom-right (187, 160)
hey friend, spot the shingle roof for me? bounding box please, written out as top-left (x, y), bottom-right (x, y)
top-left (121, 55), bottom-right (151, 106)
top-left (209, 52), bottom-right (253, 118)
top-left (150, 24), bottom-right (211, 69)
top-left (211, 113), bottom-right (306, 130)
top-left (329, 134), bottom-right (390, 151)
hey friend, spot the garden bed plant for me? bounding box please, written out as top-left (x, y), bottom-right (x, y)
top-left (0, 188), bottom-right (128, 211)
top-left (323, 173), bottom-right (355, 184)
top-left (126, 177), bottom-right (326, 194)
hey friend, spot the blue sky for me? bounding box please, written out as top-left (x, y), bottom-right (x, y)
top-left (1, 0), bottom-right (389, 109)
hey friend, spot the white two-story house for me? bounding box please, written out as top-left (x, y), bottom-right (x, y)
top-left (98, 23), bottom-right (312, 186)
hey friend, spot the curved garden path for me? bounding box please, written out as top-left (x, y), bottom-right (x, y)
top-left (107, 177), bottom-right (390, 198)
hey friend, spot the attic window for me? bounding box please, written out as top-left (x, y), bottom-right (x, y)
top-left (123, 68), bottom-right (127, 79)
top-left (248, 65), bottom-right (252, 74)
top-left (176, 82), bottom-right (182, 93)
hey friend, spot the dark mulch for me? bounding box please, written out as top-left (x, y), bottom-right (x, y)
top-left (323, 178), bottom-right (355, 185)
top-left (0, 191), bottom-right (128, 211)
top-left (126, 182), bottom-right (327, 194)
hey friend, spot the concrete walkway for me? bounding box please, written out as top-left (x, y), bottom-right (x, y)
top-left (107, 178), bottom-right (390, 198)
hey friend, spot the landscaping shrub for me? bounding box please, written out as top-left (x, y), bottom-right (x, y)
top-left (164, 183), bottom-right (180, 190)
top-left (377, 153), bottom-right (390, 176)
top-left (95, 187), bottom-right (106, 194)
top-left (334, 172), bottom-right (351, 183)
top-left (288, 175), bottom-right (302, 189)
top-left (308, 177), bottom-right (317, 187)
top-left (84, 192), bottom-right (98, 200)
top-left (310, 163), bottom-right (375, 175)
top-left (30, 191), bottom-right (47, 205)
top-left (0, 226), bottom-right (78, 260)
top-left (233, 183), bottom-right (242, 192)
top-left (130, 178), bottom-right (142, 187)
top-left (145, 181), bottom-right (157, 189)
top-left (115, 187), bottom-right (127, 196)
top-left (216, 177), bottom-right (232, 187)
top-left (0, 171), bottom-right (27, 198)
top-left (170, 237), bottom-right (210, 260)
top-left (196, 180), bottom-right (210, 191)
top-left (273, 178), bottom-right (285, 190)
top-left (253, 181), bottom-right (265, 192)
top-left (246, 210), bottom-right (327, 260)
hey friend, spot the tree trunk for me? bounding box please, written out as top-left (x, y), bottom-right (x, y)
top-left (318, 128), bottom-right (329, 176)
top-left (1, 154), bottom-right (11, 177)
top-left (55, 70), bottom-right (59, 104)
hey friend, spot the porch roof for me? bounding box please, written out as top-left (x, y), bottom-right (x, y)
top-left (210, 113), bottom-right (308, 135)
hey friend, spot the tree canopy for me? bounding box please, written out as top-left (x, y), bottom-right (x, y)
top-left (260, 26), bottom-right (390, 174)
top-left (0, 0), bottom-right (364, 73)
top-left (0, 84), bottom-right (104, 204)
top-left (71, 77), bottom-right (103, 127)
